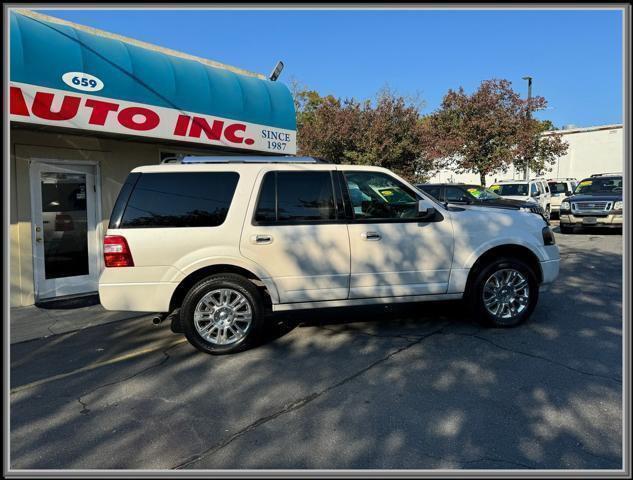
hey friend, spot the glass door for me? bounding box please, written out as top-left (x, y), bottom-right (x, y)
top-left (30, 162), bottom-right (100, 300)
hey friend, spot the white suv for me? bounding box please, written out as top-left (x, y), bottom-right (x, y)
top-left (489, 178), bottom-right (552, 219)
top-left (547, 178), bottom-right (578, 217)
top-left (99, 157), bottom-right (560, 354)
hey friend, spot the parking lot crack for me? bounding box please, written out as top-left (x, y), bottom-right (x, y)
top-left (317, 325), bottom-right (423, 341)
top-left (172, 325), bottom-right (448, 469)
top-left (469, 334), bottom-right (622, 384)
top-left (76, 342), bottom-right (185, 415)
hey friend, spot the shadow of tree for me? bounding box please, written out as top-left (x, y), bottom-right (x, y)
top-left (10, 226), bottom-right (622, 470)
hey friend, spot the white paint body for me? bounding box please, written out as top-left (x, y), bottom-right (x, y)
top-left (99, 163), bottom-right (560, 313)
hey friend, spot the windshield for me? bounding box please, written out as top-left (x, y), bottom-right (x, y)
top-left (548, 182), bottom-right (568, 194)
top-left (489, 183), bottom-right (529, 196)
top-left (464, 186), bottom-right (501, 200)
top-left (574, 177), bottom-right (622, 195)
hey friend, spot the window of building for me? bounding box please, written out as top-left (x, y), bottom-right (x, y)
top-left (120, 172), bottom-right (239, 228)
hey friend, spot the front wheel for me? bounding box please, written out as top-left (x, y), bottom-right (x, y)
top-left (467, 257), bottom-right (539, 327)
top-left (559, 224), bottom-right (573, 234)
top-left (181, 273), bottom-right (264, 354)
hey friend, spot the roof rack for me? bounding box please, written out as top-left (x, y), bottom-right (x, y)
top-left (161, 155), bottom-right (329, 165)
top-left (590, 172), bottom-right (622, 177)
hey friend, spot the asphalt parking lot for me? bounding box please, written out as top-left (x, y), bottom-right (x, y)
top-left (10, 223), bottom-right (623, 470)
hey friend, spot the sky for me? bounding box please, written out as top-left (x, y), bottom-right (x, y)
top-left (38, 8), bottom-right (623, 128)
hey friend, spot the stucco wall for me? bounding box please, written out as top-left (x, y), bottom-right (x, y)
top-left (427, 125), bottom-right (624, 186)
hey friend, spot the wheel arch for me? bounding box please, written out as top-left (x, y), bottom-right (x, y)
top-left (169, 263), bottom-right (278, 313)
top-left (465, 244), bottom-right (543, 292)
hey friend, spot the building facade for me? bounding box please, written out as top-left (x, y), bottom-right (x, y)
top-left (9, 10), bottom-right (297, 307)
top-left (428, 124), bottom-right (624, 185)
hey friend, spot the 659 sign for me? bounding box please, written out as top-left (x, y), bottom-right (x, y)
top-left (62, 72), bottom-right (104, 92)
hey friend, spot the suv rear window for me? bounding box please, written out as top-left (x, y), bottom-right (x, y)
top-left (254, 171), bottom-right (337, 223)
top-left (118, 172), bottom-right (239, 228)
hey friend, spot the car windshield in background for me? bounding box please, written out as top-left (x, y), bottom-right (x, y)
top-left (548, 182), bottom-right (568, 194)
top-left (465, 186), bottom-right (501, 200)
top-left (489, 183), bottom-right (528, 196)
top-left (574, 177), bottom-right (623, 195)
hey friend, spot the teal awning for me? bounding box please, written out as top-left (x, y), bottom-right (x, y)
top-left (10, 11), bottom-right (296, 131)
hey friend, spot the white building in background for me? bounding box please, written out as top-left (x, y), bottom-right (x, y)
top-left (428, 124), bottom-right (624, 185)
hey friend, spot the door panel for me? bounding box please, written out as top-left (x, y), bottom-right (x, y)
top-left (31, 162), bottom-right (99, 299)
top-left (240, 169), bottom-right (351, 303)
top-left (343, 170), bottom-right (454, 299)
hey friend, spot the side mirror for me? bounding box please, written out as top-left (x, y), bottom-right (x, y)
top-left (532, 191), bottom-right (540, 198)
top-left (418, 199), bottom-right (437, 219)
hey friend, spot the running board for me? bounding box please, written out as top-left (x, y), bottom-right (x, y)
top-left (272, 293), bottom-right (463, 312)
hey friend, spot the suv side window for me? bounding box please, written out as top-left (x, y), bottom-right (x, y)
top-left (343, 171), bottom-right (419, 220)
top-left (445, 186), bottom-right (470, 203)
top-left (254, 171), bottom-right (337, 223)
top-left (530, 183), bottom-right (539, 196)
top-left (119, 172), bottom-right (239, 228)
top-left (422, 186), bottom-right (442, 201)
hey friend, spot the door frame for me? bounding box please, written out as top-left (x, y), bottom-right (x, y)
top-left (28, 158), bottom-right (103, 301)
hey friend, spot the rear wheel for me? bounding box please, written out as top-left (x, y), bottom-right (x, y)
top-left (467, 257), bottom-right (539, 328)
top-left (181, 273), bottom-right (264, 354)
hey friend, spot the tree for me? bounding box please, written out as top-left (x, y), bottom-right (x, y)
top-left (420, 79), bottom-right (568, 185)
top-left (513, 118), bottom-right (568, 176)
top-left (291, 83), bottom-right (432, 181)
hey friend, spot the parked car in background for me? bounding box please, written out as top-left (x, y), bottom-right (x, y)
top-left (547, 178), bottom-right (578, 218)
top-left (558, 173), bottom-right (623, 233)
top-left (100, 156), bottom-right (559, 354)
top-left (489, 178), bottom-right (552, 220)
top-left (416, 183), bottom-right (548, 221)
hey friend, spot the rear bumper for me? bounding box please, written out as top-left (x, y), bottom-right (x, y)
top-left (99, 282), bottom-right (178, 312)
top-left (540, 258), bottom-right (560, 285)
top-left (559, 213), bottom-right (623, 227)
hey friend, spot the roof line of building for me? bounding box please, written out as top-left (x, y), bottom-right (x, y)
top-left (543, 124), bottom-right (623, 136)
top-left (13, 8), bottom-right (267, 80)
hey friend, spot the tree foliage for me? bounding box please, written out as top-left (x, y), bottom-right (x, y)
top-left (291, 79), bottom-right (567, 186)
top-left (293, 84), bottom-right (433, 181)
top-left (419, 79), bottom-right (568, 185)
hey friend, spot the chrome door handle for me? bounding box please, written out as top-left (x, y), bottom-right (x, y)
top-left (251, 234), bottom-right (273, 245)
top-left (35, 237), bottom-right (43, 243)
top-left (361, 231), bottom-right (381, 241)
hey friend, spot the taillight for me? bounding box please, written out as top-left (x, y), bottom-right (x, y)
top-left (103, 235), bottom-right (134, 267)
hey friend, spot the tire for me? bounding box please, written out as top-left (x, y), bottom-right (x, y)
top-left (559, 224), bottom-right (573, 234)
top-left (544, 205), bottom-right (551, 221)
top-left (181, 273), bottom-right (264, 354)
top-left (467, 257), bottom-right (539, 328)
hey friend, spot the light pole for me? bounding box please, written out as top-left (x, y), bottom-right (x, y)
top-left (522, 76), bottom-right (533, 180)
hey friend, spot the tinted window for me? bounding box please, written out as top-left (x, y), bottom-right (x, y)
top-left (548, 182), bottom-right (568, 194)
top-left (120, 172), bottom-right (239, 228)
top-left (344, 171), bottom-right (419, 220)
top-left (420, 186), bottom-right (442, 201)
top-left (254, 172), bottom-right (276, 223)
top-left (535, 182), bottom-right (545, 194)
top-left (254, 171), bottom-right (336, 223)
top-left (445, 187), bottom-right (470, 202)
top-left (277, 171), bottom-right (335, 221)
